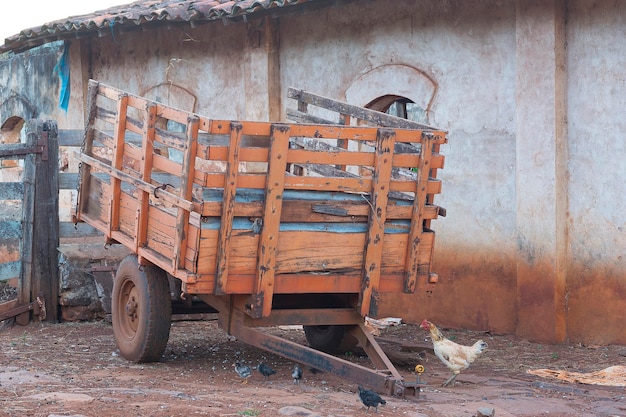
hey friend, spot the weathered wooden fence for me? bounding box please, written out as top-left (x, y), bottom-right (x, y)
top-left (0, 120), bottom-right (77, 324)
top-left (0, 120), bottom-right (59, 323)
top-left (0, 120), bottom-right (140, 325)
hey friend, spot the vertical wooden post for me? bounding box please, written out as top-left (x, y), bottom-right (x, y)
top-left (248, 124), bottom-right (290, 318)
top-left (404, 132), bottom-right (434, 293)
top-left (76, 80), bottom-right (98, 223)
top-left (16, 129), bottom-right (36, 325)
top-left (136, 103), bottom-right (156, 260)
top-left (173, 115), bottom-right (199, 271)
top-left (109, 93), bottom-right (129, 238)
top-left (215, 122), bottom-right (243, 294)
top-left (358, 128), bottom-right (395, 317)
top-left (26, 119), bottom-right (59, 322)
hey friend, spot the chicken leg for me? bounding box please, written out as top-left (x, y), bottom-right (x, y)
top-left (442, 372), bottom-right (459, 387)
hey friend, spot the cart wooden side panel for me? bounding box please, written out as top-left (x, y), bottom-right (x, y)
top-left (76, 80), bottom-right (447, 319)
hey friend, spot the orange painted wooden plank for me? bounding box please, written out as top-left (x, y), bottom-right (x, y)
top-left (154, 128), bottom-right (187, 151)
top-left (184, 271), bottom-right (410, 295)
top-left (126, 94), bottom-right (149, 113)
top-left (185, 222), bottom-right (200, 274)
top-left (404, 132), bottom-right (435, 293)
top-left (96, 83), bottom-right (123, 101)
top-left (152, 152), bottom-right (182, 176)
top-left (93, 129), bottom-right (114, 151)
top-left (157, 104), bottom-right (193, 125)
top-left (194, 230), bottom-right (413, 277)
top-left (118, 191), bottom-right (141, 237)
top-left (108, 93), bottom-right (129, 239)
top-left (135, 103), bottom-right (157, 252)
top-left (215, 122), bottom-right (243, 294)
top-left (204, 119), bottom-right (272, 136)
top-left (196, 144), bottom-right (269, 163)
top-left (287, 149), bottom-right (373, 166)
top-left (288, 124), bottom-right (379, 141)
top-left (249, 124), bottom-right (290, 318)
top-left (390, 179), bottom-right (442, 194)
top-left (359, 128), bottom-right (395, 317)
top-left (173, 115), bottom-right (199, 270)
top-left (145, 204), bottom-right (177, 259)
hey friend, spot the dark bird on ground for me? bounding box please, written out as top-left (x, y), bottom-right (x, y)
top-left (258, 362), bottom-right (277, 381)
top-left (357, 385), bottom-right (386, 413)
top-left (233, 362), bottom-right (252, 384)
top-left (291, 364), bottom-right (303, 384)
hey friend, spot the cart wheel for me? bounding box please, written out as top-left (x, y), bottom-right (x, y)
top-left (303, 325), bottom-right (358, 354)
top-left (112, 255), bottom-right (171, 363)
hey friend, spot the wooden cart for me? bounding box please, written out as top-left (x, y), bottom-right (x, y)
top-left (75, 80), bottom-right (447, 395)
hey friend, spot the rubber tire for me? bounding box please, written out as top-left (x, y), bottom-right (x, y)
top-left (112, 255), bottom-right (171, 363)
top-left (303, 325), bottom-right (358, 354)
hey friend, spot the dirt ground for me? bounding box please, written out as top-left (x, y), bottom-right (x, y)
top-left (0, 319), bottom-right (625, 417)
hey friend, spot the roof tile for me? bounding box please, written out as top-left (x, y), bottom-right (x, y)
top-left (1, 0), bottom-right (313, 53)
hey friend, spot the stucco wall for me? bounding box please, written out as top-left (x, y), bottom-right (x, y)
top-left (84, 23), bottom-right (248, 120)
top-left (0, 43), bottom-right (62, 126)
top-left (565, 0), bottom-right (626, 345)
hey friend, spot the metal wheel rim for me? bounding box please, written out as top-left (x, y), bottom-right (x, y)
top-left (117, 279), bottom-right (140, 340)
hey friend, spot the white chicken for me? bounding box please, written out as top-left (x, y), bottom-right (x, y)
top-left (420, 319), bottom-right (488, 387)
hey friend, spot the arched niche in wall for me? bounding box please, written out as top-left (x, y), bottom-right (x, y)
top-left (0, 116), bottom-right (26, 170)
top-left (0, 94), bottom-right (36, 171)
top-left (345, 64), bottom-right (437, 124)
top-left (137, 83), bottom-right (198, 163)
top-left (141, 83), bottom-right (198, 114)
top-left (0, 93), bottom-right (37, 144)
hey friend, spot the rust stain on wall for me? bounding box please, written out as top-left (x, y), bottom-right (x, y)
top-left (379, 243), bottom-right (626, 346)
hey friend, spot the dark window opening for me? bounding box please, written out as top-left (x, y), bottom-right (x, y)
top-left (365, 95), bottom-right (428, 124)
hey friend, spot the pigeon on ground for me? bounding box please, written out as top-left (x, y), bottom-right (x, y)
top-left (291, 363), bottom-right (303, 384)
top-left (357, 385), bottom-right (386, 413)
top-left (234, 362), bottom-right (252, 384)
top-left (258, 362), bottom-right (277, 381)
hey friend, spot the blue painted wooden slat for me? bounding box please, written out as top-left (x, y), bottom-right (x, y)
top-left (0, 182), bottom-right (24, 200)
top-left (0, 260), bottom-right (20, 282)
top-left (0, 220), bottom-right (21, 239)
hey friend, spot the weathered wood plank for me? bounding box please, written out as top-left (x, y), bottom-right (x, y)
top-left (78, 153), bottom-right (195, 212)
top-left (0, 261), bottom-right (20, 282)
top-left (404, 133), bottom-right (435, 293)
top-left (249, 124), bottom-right (290, 318)
top-left (0, 182), bottom-right (23, 199)
top-left (194, 230), bottom-right (414, 276)
top-left (359, 129), bottom-right (395, 317)
top-left (200, 172), bottom-right (442, 195)
top-left (288, 87), bottom-right (437, 131)
top-left (0, 220), bottom-right (21, 239)
top-left (28, 120), bottom-right (59, 323)
top-left (285, 108), bottom-right (335, 125)
top-left (109, 93), bottom-right (129, 240)
top-left (198, 199), bottom-right (441, 222)
top-left (13, 128), bottom-right (36, 325)
top-left (215, 122), bottom-right (243, 294)
top-left (76, 81), bottom-right (99, 226)
top-left (0, 143), bottom-right (40, 160)
top-left (136, 103), bottom-right (156, 255)
top-left (57, 129), bottom-right (84, 146)
top-left (173, 115), bottom-right (199, 270)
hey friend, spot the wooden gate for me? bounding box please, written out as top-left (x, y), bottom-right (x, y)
top-left (0, 119), bottom-right (59, 324)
